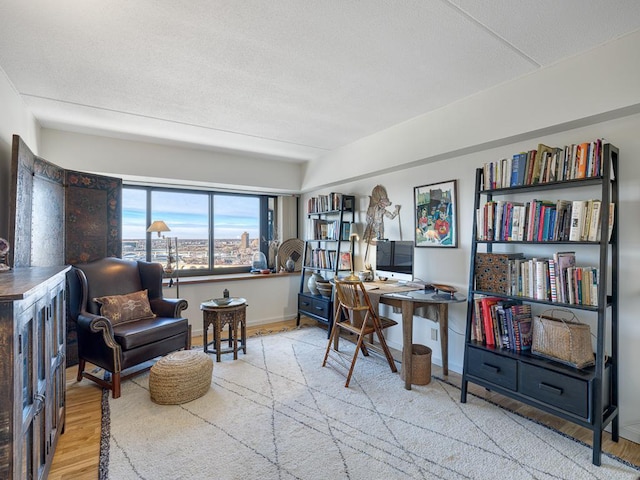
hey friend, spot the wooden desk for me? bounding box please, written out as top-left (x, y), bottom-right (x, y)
top-left (368, 285), bottom-right (464, 390)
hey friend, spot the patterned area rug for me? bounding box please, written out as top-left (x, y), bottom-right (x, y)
top-left (100, 326), bottom-right (639, 479)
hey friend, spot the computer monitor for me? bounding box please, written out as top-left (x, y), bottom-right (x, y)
top-left (375, 240), bottom-right (414, 282)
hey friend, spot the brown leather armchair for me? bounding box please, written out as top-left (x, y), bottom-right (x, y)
top-left (68, 257), bottom-right (190, 398)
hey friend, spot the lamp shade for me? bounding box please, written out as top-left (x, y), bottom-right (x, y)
top-left (349, 222), bottom-right (358, 240)
top-left (147, 220), bottom-right (171, 236)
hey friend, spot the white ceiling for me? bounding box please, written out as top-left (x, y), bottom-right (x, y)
top-left (1, 1), bottom-right (640, 163)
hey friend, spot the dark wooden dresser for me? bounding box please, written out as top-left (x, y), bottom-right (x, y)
top-left (0, 266), bottom-right (70, 479)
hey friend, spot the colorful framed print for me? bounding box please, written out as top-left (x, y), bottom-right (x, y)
top-left (414, 180), bottom-right (458, 247)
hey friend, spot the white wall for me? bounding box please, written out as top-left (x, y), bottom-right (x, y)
top-left (0, 67), bottom-right (40, 237)
top-left (40, 129), bottom-right (304, 195)
top-left (165, 273), bottom-right (300, 337)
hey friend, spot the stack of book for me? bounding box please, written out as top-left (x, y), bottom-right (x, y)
top-left (472, 298), bottom-right (533, 351)
top-left (482, 138), bottom-right (607, 190)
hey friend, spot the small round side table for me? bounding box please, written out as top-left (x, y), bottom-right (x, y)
top-left (200, 298), bottom-right (247, 362)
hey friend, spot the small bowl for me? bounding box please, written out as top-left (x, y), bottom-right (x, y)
top-left (260, 269), bottom-right (271, 274)
top-left (213, 297), bottom-right (232, 306)
top-left (378, 276), bottom-right (388, 282)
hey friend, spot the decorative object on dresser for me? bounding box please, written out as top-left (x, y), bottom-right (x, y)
top-left (461, 140), bottom-right (619, 466)
top-left (0, 237), bottom-right (10, 271)
top-left (0, 266), bottom-right (70, 480)
top-left (297, 194), bottom-right (355, 336)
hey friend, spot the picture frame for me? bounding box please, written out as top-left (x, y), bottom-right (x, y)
top-left (414, 179), bottom-right (458, 248)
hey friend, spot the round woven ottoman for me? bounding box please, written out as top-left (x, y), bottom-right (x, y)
top-left (149, 350), bottom-right (213, 405)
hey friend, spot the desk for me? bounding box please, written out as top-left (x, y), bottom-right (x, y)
top-left (368, 285), bottom-right (464, 390)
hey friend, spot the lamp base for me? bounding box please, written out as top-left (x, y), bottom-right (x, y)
top-left (344, 272), bottom-right (360, 282)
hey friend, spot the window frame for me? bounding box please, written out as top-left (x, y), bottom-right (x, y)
top-left (122, 185), bottom-right (276, 276)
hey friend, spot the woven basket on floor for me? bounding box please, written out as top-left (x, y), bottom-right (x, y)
top-left (400, 344), bottom-right (432, 385)
top-left (149, 350), bottom-right (213, 405)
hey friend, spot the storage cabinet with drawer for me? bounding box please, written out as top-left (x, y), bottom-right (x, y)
top-left (461, 143), bottom-right (619, 466)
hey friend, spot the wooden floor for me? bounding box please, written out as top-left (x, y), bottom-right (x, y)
top-left (49, 318), bottom-right (640, 479)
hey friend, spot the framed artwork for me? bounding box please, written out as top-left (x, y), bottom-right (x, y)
top-left (414, 179), bottom-right (458, 247)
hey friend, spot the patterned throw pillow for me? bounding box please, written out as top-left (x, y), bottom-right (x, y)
top-left (93, 289), bottom-right (156, 325)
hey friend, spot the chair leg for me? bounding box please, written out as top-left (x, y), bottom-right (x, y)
top-left (186, 324), bottom-right (192, 350)
top-left (112, 372), bottom-right (121, 399)
top-left (76, 359), bottom-right (86, 382)
top-left (323, 321), bottom-right (341, 367)
top-left (345, 333), bottom-right (367, 388)
top-left (374, 325), bottom-right (398, 373)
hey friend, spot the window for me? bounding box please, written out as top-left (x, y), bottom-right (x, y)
top-left (122, 186), bottom-right (276, 276)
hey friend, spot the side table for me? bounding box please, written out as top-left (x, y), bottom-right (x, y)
top-left (200, 298), bottom-right (248, 362)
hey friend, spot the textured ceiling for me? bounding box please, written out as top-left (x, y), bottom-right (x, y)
top-left (1, 1), bottom-right (639, 162)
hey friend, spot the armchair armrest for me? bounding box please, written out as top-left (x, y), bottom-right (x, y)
top-left (150, 297), bottom-right (188, 318)
top-left (76, 311), bottom-right (123, 372)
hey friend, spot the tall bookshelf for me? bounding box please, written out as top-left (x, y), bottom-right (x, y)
top-left (297, 194), bottom-right (355, 335)
top-left (460, 142), bottom-right (619, 466)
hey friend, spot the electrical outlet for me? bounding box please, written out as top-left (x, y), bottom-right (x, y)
top-left (431, 328), bottom-right (438, 341)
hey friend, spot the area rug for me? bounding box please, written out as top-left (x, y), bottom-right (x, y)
top-left (100, 326), bottom-right (639, 480)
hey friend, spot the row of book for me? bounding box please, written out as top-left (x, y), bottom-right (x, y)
top-left (472, 298), bottom-right (533, 351)
top-left (307, 192), bottom-right (346, 213)
top-left (476, 198), bottom-right (614, 243)
top-left (475, 252), bottom-right (598, 306)
top-left (306, 249), bottom-right (352, 270)
top-left (482, 139), bottom-right (606, 190)
top-left (307, 218), bottom-right (342, 241)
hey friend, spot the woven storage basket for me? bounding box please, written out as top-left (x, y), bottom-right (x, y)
top-left (532, 309), bottom-right (595, 369)
top-left (150, 350), bottom-right (213, 404)
top-left (400, 344), bottom-right (432, 385)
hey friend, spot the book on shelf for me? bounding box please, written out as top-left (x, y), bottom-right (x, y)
top-left (475, 252), bottom-right (524, 294)
top-left (338, 251), bottom-right (351, 271)
top-left (568, 200), bottom-right (587, 241)
top-left (481, 138), bottom-right (608, 190)
top-left (480, 297), bottom-right (501, 347)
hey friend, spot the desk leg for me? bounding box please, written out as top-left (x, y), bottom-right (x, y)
top-left (402, 300), bottom-right (414, 390)
top-left (439, 304), bottom-right (448, 376)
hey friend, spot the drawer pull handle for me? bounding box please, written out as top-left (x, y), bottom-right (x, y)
top-left (314, 306), bottom-right (324, 311)
top-left (301, 301), bottom-right (311, 307)
top-left (539, 382), bottom-right (563, 396)
top-left (482, 363), bottom-right (500, 374)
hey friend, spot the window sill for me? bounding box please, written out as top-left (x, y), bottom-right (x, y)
top-left (163, 271), bottom-right (298, 287)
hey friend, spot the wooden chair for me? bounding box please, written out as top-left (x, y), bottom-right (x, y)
top-left (322, 279), bottom-right (398, 387)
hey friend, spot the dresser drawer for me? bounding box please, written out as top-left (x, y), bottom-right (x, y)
top-left (466, 347), bottom-right (517, 391)
top-left (519, 363), bottom-right (588, 418)
top-left (298, 294), bottom-right (331, 321)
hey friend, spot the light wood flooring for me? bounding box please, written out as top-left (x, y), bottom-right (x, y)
top-left (49, 318), bottom-right (640, 479)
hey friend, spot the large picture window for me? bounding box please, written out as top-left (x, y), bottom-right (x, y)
top-left (122, 186), bottom-right (276, 275)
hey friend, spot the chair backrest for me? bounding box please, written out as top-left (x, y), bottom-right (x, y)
top-left (73, 257), bottom-right (150, 315)
top-left (333, 279), bottom-right (376, 328)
